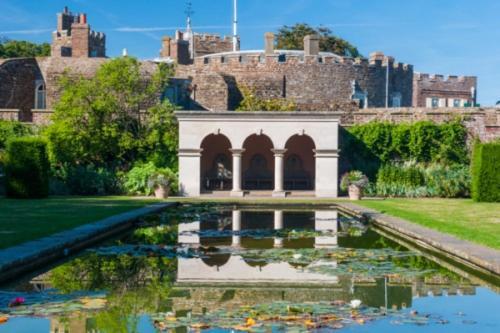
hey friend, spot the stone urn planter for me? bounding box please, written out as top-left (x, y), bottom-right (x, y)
top-left (148, 171), bottom-right (175, 200)
top-left (348, 185), bottom-right (362, 201)
top-left (340, 170), bottom-right (369, 201)
top-left (154, 185), bottom-right (170, 199)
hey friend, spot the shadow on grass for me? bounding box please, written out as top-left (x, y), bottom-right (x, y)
top-left (0, 196), bottom-right (159, 250)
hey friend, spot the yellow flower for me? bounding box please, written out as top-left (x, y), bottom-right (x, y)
top-left (246, 317), bottom-right (256, 326)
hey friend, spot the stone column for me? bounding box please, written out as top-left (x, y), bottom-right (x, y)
top-left (230, 149), bottom-right (245, 197)
top-left (274, 210), bottom-right (284, 248)
top-left (232, 210), bottom-right (242, 247)
top-left (272, 149), bottom-right (287, 197)
top-left (314, 149), bottom-right (340, 198)
top-left (178, 149), bottom-right (203, 197)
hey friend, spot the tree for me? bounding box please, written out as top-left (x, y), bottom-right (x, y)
top-left (236, 86), bottom-right (297, 111)
top-left (275, 23), bottom-right (361, 58)
top-left (44, 57), bottom-right (178, 171)
top-left (0, 38), bottom-right (51, 58)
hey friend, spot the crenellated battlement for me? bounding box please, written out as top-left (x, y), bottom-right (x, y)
top-left (193, 51), bottom-right (412, 73)
top-left (195, 34), bottom-right (232, 43)
top-left (414, 72), bottom-right (476, 83)
top-left (89, 30), bottom-right (105, 41)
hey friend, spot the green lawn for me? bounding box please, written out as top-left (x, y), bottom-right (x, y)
top-left (0, 196), bottom-right (160, 249)
top-left (355, 198), bottom-right (500, 250)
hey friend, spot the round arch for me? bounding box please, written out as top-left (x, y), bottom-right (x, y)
top-left (200, 134), bottom-right (232, 192)
top-left (242, 134), bottom-right (275, 190)
top-left (284, 135), bottom-right (316, 191)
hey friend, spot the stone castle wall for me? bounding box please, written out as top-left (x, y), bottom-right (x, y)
top-left (3, 107), bottom-right (497, 142)
top-left (176, 53), bottom-right (414, 111)
top-left (0, 58), bottom-right (42, 121)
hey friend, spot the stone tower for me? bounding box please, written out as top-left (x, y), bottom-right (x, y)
top-left (51, 7), bottom-right (106, 58)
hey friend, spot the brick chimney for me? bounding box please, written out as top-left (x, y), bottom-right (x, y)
top-left (264, 32), bottom-right (274, 56)
top-left (71, 18), bottom-right (90, 58)
top-left (304, 35), bottom-right (320, 56)
top-left (160, 37), bottom-right (172, 58)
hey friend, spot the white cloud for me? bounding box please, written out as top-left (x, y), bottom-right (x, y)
top-left (0, 28), bottom-right (51, 35)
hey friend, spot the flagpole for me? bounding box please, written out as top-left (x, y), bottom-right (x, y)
top-left (233, 0), bottom-right (238, 51)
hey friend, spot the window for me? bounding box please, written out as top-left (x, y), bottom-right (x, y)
top-left (453, 99), bottom-right (461, 107)
top-left (431, 97), bottom-right (439, 108)
top-left (391, 92), bottom-right (402, 108)
top-left (278, 54), bottom-right (286, 63)
top-left (351, 80), bottom-right (368, 109)
top-left (35, 82), bottom-right (46, 110)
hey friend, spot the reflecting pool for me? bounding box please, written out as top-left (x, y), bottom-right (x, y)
top-left (0, 204), bottom-right (499, 332)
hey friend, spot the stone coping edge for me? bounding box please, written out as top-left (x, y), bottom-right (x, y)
top-left (336, 202), bottom-right (500, 277)
top-left (0, 202), bottom-right (176, 284)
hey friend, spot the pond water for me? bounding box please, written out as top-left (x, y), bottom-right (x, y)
top-left (0, 204), bottom-right (499, 332)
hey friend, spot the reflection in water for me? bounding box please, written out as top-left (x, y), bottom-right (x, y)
top-left (0, 206), bottom-right (496, 333)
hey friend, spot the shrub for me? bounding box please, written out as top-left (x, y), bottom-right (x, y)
top-left (471, 142), bottom-right (500, 202)
top-left (51, 164), bottom-right (122, 196)
top-left (375, 163), bottom-right (425, 198)
top-left (5, 137), bottom-right (49, 198)
top-left (0, 120), bottom-right (33, 150)
top-left (374, 162), bottom-right (470, 198)
top-left (123, 162), bottom-right (178, 196)
top-left (424, 163), bottom-right (470, 198)
top-left (123, 162), bottom-right (158, 195)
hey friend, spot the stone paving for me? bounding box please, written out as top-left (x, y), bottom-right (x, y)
top-left (337, 202), bottom-right (500, 276)
top-left (0, 203), bottom-right (174, 284)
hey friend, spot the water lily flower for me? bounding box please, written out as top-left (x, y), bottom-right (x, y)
top-left (293, 254), bottom-right (302, 259)
top-left (350, 299), bottom-right (362, 309)
top-left (8, 297), bottom-right (25, 307)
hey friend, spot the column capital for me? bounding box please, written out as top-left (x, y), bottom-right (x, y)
top-left (229, 148), bottom-right (246, 156)
top-left (179, 149), bottom-right (203, 157)
top-left (271, 148), bottom-right (287, 156)
top-left (314, 149), bottom-right (340, 158)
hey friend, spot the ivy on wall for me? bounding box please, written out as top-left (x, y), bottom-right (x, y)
top-left (340, 120), bottom-right (468, 179)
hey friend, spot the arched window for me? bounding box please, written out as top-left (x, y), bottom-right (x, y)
top-left (35, 82), bottom-right (46, 110)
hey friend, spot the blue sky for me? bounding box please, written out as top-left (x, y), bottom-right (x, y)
top-left (1, 0), bottom-right (499, 105)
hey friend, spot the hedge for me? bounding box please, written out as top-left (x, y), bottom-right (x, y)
top-left (5, 137), bottom-right (50, 198)
top-left (471, 142), bottom-right (500, 202)
top-left (0, 120), bottom-right (33, 150)
top-left (340, 120), bottom-right (468, 179)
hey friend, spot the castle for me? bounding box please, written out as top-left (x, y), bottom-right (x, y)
top-left (0, 7), bottom-right (491, 129)
top-left (51, 6), bottom-right (106, 58)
